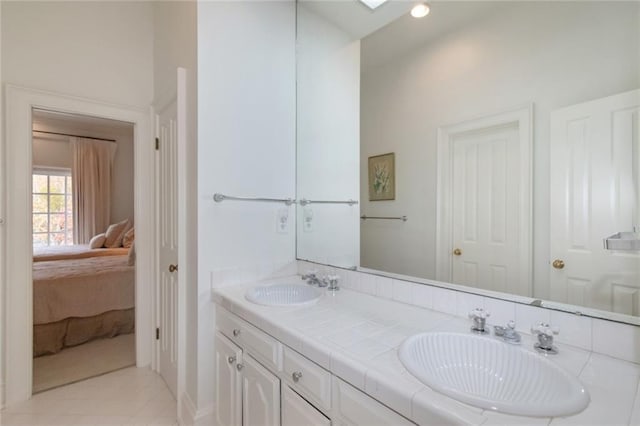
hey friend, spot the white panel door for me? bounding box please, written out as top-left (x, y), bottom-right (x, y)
top-left (214, 332), bottom-right (243, 426)
top-left (550, 89), bottom-right (640, 315)
top-left (242, 354), bottom-right (281, 426)
top-left (450, 123), bottom-right (525, 295)
top-left (282, 386), bottom-right (330, 426)
top-left (156, 91), bottom-right (180, 397)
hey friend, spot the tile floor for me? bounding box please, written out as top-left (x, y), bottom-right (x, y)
top-left (1, 367), bottom-right (177, 425)
top-left (34, 333), bottom-right (136, 393)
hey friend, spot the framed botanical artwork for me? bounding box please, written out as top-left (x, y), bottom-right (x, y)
top-left (368, 152), bottom-right (395, 201)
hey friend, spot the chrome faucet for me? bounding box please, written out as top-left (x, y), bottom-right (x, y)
top-left (531, 322), bottom-right (560, 354)
top-left (494, 320), bottom-right (522, 344)
top-left (469, 308), bottom-right (490, 334)
top-left (301, 271), bottom-right (322, 286)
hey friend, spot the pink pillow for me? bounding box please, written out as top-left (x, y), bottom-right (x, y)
top-left (89, 233), bottom-right (106, 249)
top-left (104, 219), bottom-right (130, 248)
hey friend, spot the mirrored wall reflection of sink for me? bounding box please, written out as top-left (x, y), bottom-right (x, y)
top-left (399, 332), bottom-right (590, 417)
top-left (245, 283), bottom-right (323, 307)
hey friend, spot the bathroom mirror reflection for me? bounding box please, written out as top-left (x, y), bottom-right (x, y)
top-left (296, 1), bottom-right (640, 322)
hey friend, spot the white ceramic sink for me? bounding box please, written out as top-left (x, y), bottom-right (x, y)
top-left (399, 332), bottom-right (589, 417)
top-left (245, 283), bottom-right (322, 307)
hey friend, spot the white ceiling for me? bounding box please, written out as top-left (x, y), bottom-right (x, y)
top-left (301, 1), bottom-right (511, 71)
top-left (32, 108), bottom-right (133, 136)
top-left (299, 0), bottom-right (415, 40)
top-left (360, 1), bottom-right (512, 70)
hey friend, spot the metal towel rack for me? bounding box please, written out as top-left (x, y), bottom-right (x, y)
top-left (299, 199), bottom-right (358, 206)
top-left (213, 193), bottom-right (296, 206)
top-left (360, 215), bottom-right (407, 222)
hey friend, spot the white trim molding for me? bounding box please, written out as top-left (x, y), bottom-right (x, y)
top-left (3, 85), bottom-right (154, 405)
top-left (435, 104), bottom-right (533, 296)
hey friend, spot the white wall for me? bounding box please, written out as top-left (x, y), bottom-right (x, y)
top-left (32, 138), bottom-right (72, 170)
top-left (1, 1), bottom-right (154, 108)
top-left (360, 2), bottom-right (640, 299)
top-left (197, 0), bottom-right (296, 418)
top-left (152, 1), bottom-right (199, 418)
top-left (296, 6), bottom-right (361, 269)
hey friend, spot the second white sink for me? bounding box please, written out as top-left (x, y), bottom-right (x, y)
top-left (245, 283), bottom-right (322, 307)
top-left (399, 332), bottom-right (590, 417)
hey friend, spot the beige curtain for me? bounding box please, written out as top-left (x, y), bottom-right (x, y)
top-left (71, 137), bottom-right (117, 244)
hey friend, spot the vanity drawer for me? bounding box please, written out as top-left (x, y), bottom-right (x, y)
top-left (217, 308), bottom-right (283, 371)
top-left (283, 347), bottom-right (332, 412)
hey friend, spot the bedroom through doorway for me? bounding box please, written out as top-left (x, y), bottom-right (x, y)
top-left (31, 108), bottom-right (137, 393)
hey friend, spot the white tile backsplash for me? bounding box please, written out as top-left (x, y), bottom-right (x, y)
top-left (550, 310), bottom-right (592, 351)
top-left (411, 283), bottom-right (433, 309)
top-left (593, 319), bottom-right (640, 364)
top-left (375, 276), bottom-right (394, 299)
top-left (432, 287), bottom-right (457, 315)
top-left (483, 297), bottom-right (516, 327)
top-left (392, 279), bottom-right (414, 305)
top-left (515, 304), bottom-right (550, 334)
top-left (296, 261), bottom-right (640, 366)
top-left (456, 292), bottom-right (485, 318)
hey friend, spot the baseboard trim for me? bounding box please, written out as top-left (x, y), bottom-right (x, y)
top-left (179, 392), bottom-right (214, 426)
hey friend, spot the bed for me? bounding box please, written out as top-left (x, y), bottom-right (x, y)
top-left (33, 246), bottom-right (135, 356)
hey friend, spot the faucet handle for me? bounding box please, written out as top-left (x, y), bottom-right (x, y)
top-left (531, 322), bottom-right (559, 354)
top-left (324, 275), bottom-right (340, 291)
top-left (469, 308), bottom-right (490, 334)
top-left (531, 322), bottom-right (560, 337)
top-left (468, 308), bottom-right (490, 319)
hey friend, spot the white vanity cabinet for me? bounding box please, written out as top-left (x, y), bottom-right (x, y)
top-left (214, 331), bottom-right (280, 426)
top-left (241, 354), bottom-right (280, 426)
top-left (282, 385), bottom-right (330, 426)
top-left (332, 377), bottom-right (415, 426)
top-left (215, 306), bottom-right (415, 426)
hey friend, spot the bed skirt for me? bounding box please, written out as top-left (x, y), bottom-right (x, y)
top-left (34, 308), bottom-right (135, 357)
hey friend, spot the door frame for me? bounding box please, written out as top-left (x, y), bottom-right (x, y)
top-left (435, 105), bottom-right (533, 295)
top-left (3, 85), bottom-right (155, 405)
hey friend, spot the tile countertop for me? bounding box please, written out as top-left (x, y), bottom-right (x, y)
top-left (212, 276), bottom-right (640, 426)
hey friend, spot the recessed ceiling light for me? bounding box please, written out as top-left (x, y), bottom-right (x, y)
top-left (410, 3), bottom-right (430, 18)
top-left (359, 0), bottom-right (389, 10)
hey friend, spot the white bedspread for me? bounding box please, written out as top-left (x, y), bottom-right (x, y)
top-left (33, 244), bottom-right (129, 262)
top-left (33, 255), bottom-right (135, 325)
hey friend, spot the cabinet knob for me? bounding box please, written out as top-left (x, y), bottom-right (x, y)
top-left (233, 329), bottom-right (240, 337)
top-left (228, 356), bottom-right (236, 364)
top-left (292, 371), bottom-right (303, 382)
top-left (236, 364), bottom-right (244, 371)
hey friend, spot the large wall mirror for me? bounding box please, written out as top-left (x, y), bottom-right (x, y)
top-left (296, 0), bottom-right (640, 324)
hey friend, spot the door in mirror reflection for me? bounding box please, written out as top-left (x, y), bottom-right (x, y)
top-left (550, 89), bottom-right (640, 316)
top-left (450, 123), bottom-right (523, 295)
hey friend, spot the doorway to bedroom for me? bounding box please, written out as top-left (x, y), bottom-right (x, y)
top-left (31, 108), bottom-right (136, 393)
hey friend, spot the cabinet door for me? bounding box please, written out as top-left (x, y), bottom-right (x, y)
top-left (214, 332), bottom-right (242, 426)
top-left (282, 386), bottom-right (330, 426)
top-left (242, 354), bottom-right (281, 426)
top-left (332, 377), bottom-right (415, 426)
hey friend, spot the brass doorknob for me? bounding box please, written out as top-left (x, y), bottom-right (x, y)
top-left (552, 259), bottom-right (565, 269)
top-left (168, 264), bottom-right (178, 273)
top-left (453, 248), bottom-right (462, 256)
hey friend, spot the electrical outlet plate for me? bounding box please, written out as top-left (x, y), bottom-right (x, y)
top-left (277, 208), bottom-right (289, 234)
top-left (303, 207), bottom-right (314, 232)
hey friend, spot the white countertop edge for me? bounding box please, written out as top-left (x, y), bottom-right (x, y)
top-left (211, 276), bottom-right (636, 425)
